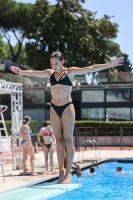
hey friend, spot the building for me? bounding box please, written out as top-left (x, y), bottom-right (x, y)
top-left (1, 71), bottom-right (133, 131)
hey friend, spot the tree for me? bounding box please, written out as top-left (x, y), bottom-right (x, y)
top-left (25, 0), bottom-right (119, 70)
top-left (0, 34), bottom-right (6, 58)
top-left (105, 41), bottom-right (132, 72)
top-left (0, 0), bottom-right (32, 64)
top-left (0, 33), bottom-right (28, 73)
top-left (116, 53), bottom-right (132, 72)
top-left (106, 40), bottom-right (121, 57)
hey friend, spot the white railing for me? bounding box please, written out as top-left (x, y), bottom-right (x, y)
top-left (78, 140), bottom-right (101, 168)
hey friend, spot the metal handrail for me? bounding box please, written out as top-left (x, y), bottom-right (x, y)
top-left (91, 140), bottom-right (102, 165)
top-left (78, 140), bottom-right (99, 168)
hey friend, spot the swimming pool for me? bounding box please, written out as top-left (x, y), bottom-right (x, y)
top-left (50, 160), bottom-right (133, 200)
top-left (1, 160), bottom-right (133, 200)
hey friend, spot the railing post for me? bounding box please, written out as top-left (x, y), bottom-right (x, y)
top-left (120, 127), bottom-right (123, 150)
top-left (35, 142), bottom-right (38, 153)
top-left (74, 127), bottom-right (78, 151)
top-left (77, 127), bottom-right (80, 152)
top-left (85, 127), bottom-right (87, 150)
top-left (95, 128), bottom-right (98, 142)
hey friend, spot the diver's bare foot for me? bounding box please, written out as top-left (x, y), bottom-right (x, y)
top-left (62, 174), bottom-right (71, 184)
top-left (57, 171), bottom-right (65, 184)
top-left (47, 171), bottom-right (53, 175)
top-left (42, 171), bottom-right (48, 175)
top-left (4, 173), bottom-right (13, 177)
top-left (32, 173), bottom-right (39, 176)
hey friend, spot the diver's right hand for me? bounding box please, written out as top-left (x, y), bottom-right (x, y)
top-left (10, 66), bottom-right (20, 74)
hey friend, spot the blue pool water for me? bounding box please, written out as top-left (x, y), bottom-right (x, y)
top-left (50, 161), bottom-right (133, 200)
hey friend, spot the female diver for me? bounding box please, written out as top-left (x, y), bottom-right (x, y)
top-left (11, 52), bottom-right (124, 183)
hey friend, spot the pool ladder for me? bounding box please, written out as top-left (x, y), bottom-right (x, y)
top-left (77, 140), bottom-right (101, 168)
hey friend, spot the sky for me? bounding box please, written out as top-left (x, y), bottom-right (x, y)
top-left (12, 0), bottom-right (133, 64)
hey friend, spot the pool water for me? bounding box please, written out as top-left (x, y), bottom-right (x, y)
top-left (50, 161), bottom-right (133, 200)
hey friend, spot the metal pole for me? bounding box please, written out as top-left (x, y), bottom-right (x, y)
top-left (1, 163), bottom-right (5, 182)
top-left (120, 127), bottom-right (123, 150)
top-left (35, 142), bottom-right (38, 153)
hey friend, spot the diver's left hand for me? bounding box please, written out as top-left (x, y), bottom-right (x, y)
top-left (109, 56), bottom-right (124, 67)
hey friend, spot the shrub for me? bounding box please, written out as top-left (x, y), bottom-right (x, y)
top-left (0, 120), bottom-right (37, 135)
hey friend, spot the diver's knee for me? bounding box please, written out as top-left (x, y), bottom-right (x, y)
top-left (30, 155), bottom-right (35, 160)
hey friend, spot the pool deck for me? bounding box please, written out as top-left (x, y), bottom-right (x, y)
top-left (0, 149), bottom-right (133, 194)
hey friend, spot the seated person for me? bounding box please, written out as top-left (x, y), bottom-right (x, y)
top-left (72, 163), bottom-right (82, 177)
top-left (64, 155), bottom-right (82, 177)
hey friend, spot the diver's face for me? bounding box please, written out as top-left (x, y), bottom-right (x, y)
top-left (50, 57), bottom-right (64, 72)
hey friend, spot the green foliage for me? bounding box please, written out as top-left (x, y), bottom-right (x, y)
top-left (25, 0), bottom-right (119, 69)
top-left (0, 0), bottom-right (32, 63)
top-left (0, 35), bottom-right (13, 66)
top-left (0, 0), bottom-right (31, 30)
top-left (105, 43), bottom-right (132, 72)
top-left (0, 0), bottom-right (132, 73)
top-left (29, 120), bottom-right (38, 133)
top-left (0, 120), bottom-right (12, 134)
top-left (0, 120), bottom-right (37, 135)
top-left (75, 120), bottom-right (133, 126)
top-left (0, 37), bottom-right (27, 66)
top-left (43, 120), bottom-right (133, 136)
top-left (106, 40), bottom-right (121, 57)
top-left (0, 34), bottom-right (5, 58)
top-left (75, 120), bottom-right (133, 136)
